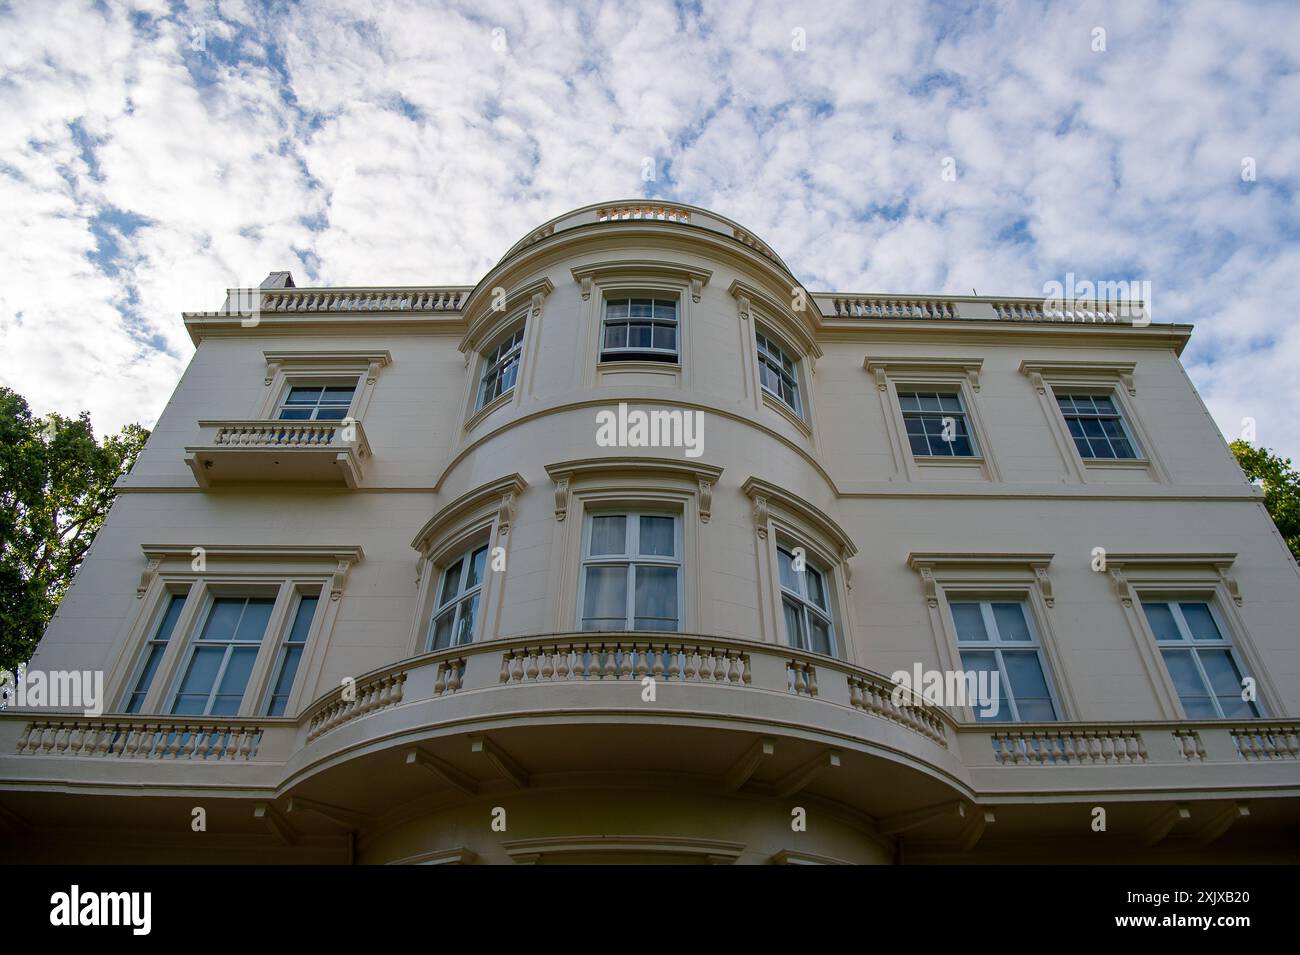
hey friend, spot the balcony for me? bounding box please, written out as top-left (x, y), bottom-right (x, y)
top-left (184, 419), bottom-right (372, 487)
top-left (3, 632), bottom-right (1297, 855)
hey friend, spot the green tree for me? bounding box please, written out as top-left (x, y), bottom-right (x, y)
top-left (1231, 440), bottom-right (1300, 563)
top-left (0, 387), bottom-right (148, 672)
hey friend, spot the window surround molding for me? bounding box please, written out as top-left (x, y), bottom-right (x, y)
top-left (905, 552), bottom-right (1075, 720)
top-left (1104, 552), bottom-right (1275, 720)
top-left (409, 474), bottom-right (526, 654)
top-left (730, 280), bottom-right (823, 438)
top-left (544, 457), bottom-right (721, 633)
top-left (573, 260), bottom-right (710, 389)
top-left (1018, 359), bottom-right (1169, 483)
top-left (257, 350), bottom-right (391, 422)
top-left (459, 278), bottom-right (554, 429)
top-left (110, 543), bottom-right (362, 717)
top-left (743, 477), bottom-right (857, 659)
top-left (864, 356), bottom-right (997, 481)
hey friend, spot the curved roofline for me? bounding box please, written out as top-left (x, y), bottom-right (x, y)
top-left (495, 199), bottom-right (797, 278)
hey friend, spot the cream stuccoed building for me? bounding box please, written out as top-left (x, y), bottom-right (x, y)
top-left (3, 201), bottom-right (1299, 865)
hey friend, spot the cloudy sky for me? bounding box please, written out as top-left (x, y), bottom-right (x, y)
top-left (2, 0), bottom-right (1298, 461)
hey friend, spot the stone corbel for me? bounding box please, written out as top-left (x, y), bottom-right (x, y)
top-left (736, 294), bottom-right (750, 321)
top-left (698, 478), bottom-right (713, 524)
top-left (752, 495), bottom-right (769, 539)
top-left (264, 361), bottom-right (281, 387)
top-left (1110, 567), bottom-right (1135, 608)
top-left (873, 367), bottom-right (888, 391)
top-left (918, 566), bottom-right (938, 608)
top-left (1120, 371), bottom-right (1136, 396)
top-left (1032, 562), bottom-right (1054, 608)
top-left (967, 367), bottom-right (981, 393)
top-left (330, 557), bottom-right (355, 602)
top-left (690, 276), bottom-right (704, 303)
top-left (531, 291), bottom-right (546, 316)
top-left (579, 276), bottom-right (593, 301)
top-left (137, 558), bottom-right (161, 598)
top-left (415, 554), bottom-right (426, 587)
top-left (366, 360), bottom-right (383, 385)
top-left (498, 491), bottom-right (516, 536)
top-left (1215, 562), bottom-right (1243, 606)
top-left (841, 548), bottom-right (853, 591)
top-left (553, 477), bottom-right (570, 522)
top-left (1029, 371), bottom-right (1046, 395)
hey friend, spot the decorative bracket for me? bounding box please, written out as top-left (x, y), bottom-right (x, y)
top-left (751, 495), bottom-right (769, 539)
top-left (697, 478), bottom-right (714, 524)
top-left (554, 477), bottom-right (570, 522)
top-left (1215, 561), bottom-right (1243, 606)
top-left (498, 491), bottom-right (516, 536)
top-left (579, 276), bottom-right (593, 301)
top-left (331, 557), bottom-right (356, 601)
top-left (1032, 562), bottom-right (1054, 608)
top-left (736, 294), bottom-right (750, 321)
top-left (137, 558), bottom-right (161, 598)
top-left (690, 276), bottom-right (704, 303)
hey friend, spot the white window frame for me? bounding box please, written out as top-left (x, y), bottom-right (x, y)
top-left (427, 541), bottom-right (490, 651)
top-left (1054, 390), bottom-right (1141, 460)
top-left (949, 598), bottom-right (1062, 723)
top-left (756, 329), bottom-right (803, 418)
top-left (897, 388), bottom-right (979, 458)
top-left (167, 593), bottom-right (280, 717)
top-left (476, 325), bottom-right (525, 411)
top-left (1141, 598), bottom-right (1262, 719)
top-left (599, 295), bottom-right (681, 364)
top-left (262, 588), bottom-right (323, 716)
top-left (121, 589), bottom-right (191, 714)
top-left (777, 544), bottom-right (837, 656)
top-left (275, 378), bottom-right (361, 421)
top-left (577, 511), bottom-right (683, 632)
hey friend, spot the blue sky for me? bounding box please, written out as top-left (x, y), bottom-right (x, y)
top-left (2, 0), bottom-right (1299, 462)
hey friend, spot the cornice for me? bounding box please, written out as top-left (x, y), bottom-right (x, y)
top-left (906, 552), bottom-right (1056, 607)
top-left (570, 259), bottom-right (712, 303)
top-left (546, 456), bottom-right (723, 523)
top-left (410, 473), bottom-right (527, 555)
top-left (729, 278), bottom-right (823, 358)
top-left (819, 319), bottom-right (1192, 355)
top-left (864, 356), bottom-right (983, 391)
top-left (137, 543), bottom-right (364, 601)
top-left (459, 277), bottom-right (555, 352)
top-left (741, 477), bottom-right (857, 558)
top-left (1019, 359), bottom-right (1138, 396)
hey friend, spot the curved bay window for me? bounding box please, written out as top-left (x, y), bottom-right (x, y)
top-left (579, 512), bottom-right (681, 631)
top-left (428, 543), bottom-right (488, 650)
top-left (778, 545), bottom-right (836, 656)
top-left (756, 331), bottom-right (802, 416)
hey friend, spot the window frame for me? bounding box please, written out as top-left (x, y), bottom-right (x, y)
top-left (121, 588), bottom-right (191, 714)
top-left (577, 510), bottom-right (684, 633)
top-left (599, 294), bottom-right (681, 364)
top-left (776, 543), bottom-right (838, 657)
top-left (1140, 597), bottom-right (1262, 720)
top-left (1054, 390), bottom-right (1141, 461)
top-left (262, 588), bottom-right (323, 717)
top-left (897, 388), bottom-right (979, 458)
top-left (167, 592), bottom-right (280, 717)
top-left (275, 378), bottom-right (361, 422)
top-left (756, 328), bottom-right (804, 418)
top-left (475, 323), bottom-right (525, 412)
top-left (426, 541), bottom-right (490, 651)
top-left (948, 598), bottom-right (1062, 723)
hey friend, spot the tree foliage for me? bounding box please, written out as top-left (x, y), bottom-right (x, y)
top-left (0, 387), bottom-right (148, 672)
top-left (1231, 440), bottom-right (1300, 563)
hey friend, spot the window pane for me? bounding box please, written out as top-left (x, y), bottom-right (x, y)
top-left (175, 646), bottom-right (223, 699)
top-left (603, 324), bottom-right (627, 349)
top-left (582, 566), bottom-right (627, 628)
top-left (269, 646), bottom-right (303, 714)
top-left (288, 596), bottom-right (318, 644)
top-left (959, 650), bottom-right (1009, 721)
top-left (1142, 602), bottom-right (1182, 642)
top-left (1003, 650), bottom-right (1055, 719)
top-left (777, 548), bottom-right (799, 593)
top-left (627, 323), bottom-right (652, 348)
top-left (809, 615), bottom-right (833, 656)
top-left (322, 386), bottom-right (355, 403)
top-left (898, 392), bottom-right (920, 411)
top-left (805, 567), bottom-right (827, 610)
top-left (216, 646), bottom-right (258, 698)
top-left (939, 393), bottom-right (962, 412)
top-left (634, 566), bottom-right (678, 630)
top-left (127, 646), bottom-right (166, 713)
top-left (629, 299), bottom-right (653, 318)
top-left (783, 598), bottom-right (807, 650)
top-left (1198, 649), bottom-right (1244, 698)
top-left (638, 516), bottom-right (675, 556)
top-left (456, 593), bottom-right (480, 645)
top-left (234, 598), bottom-right (274, 642)
top-left (156, 595), bottom-right (186, 643)
top-left (992, 603), bottom-right (1032, 641)
top-left (466, 546), bottom-right (488, 590)
top-left (951, 603), bottom-right (988, 641)
top-left (430, 607), bottom-right (456, 650)
top-left (590, 515), bottom-right (627, 555)
top-left (653, 325), bottom-right (676, 351)
top-left (1179, 603), bottom-right (1223, 641)
top-left (201, 599), bottom-right (243, 640)
top-left (285, 387), bottom-right (321, 404)
top-left (438, 559), bottom-right (464, 606)
top-left (1161, 648), bottom-right (1213, 714)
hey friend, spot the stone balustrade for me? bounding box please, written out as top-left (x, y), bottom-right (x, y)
top-left (15, 718), bottom-right (265, 760)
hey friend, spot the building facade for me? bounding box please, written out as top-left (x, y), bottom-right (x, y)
top-left (3, 201), bottom-right (1299, 864)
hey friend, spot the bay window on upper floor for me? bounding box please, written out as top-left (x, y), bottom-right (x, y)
top-left (601, 296), bottom-right (680, 363)
top-left (777, 544), bottom-right (836, 656)
top-left (756, 330), bottom-right (803, 418)
top-left (579, 511), bottom-right (681, 632)
top-left (428, 542), bottom-right (489, 650)
top-left (476, 325), bottom-right (524, 410)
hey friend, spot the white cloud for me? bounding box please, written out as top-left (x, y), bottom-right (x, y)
top-left (0, 0), bottom-right (1298, 464)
